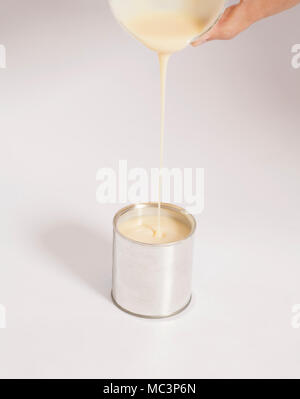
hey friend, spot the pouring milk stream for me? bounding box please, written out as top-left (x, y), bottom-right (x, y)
top-left (110, 0), bottom-right (225, 243)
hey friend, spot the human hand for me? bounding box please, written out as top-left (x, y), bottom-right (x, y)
top-left (192, 0), bottom-right (300, 45)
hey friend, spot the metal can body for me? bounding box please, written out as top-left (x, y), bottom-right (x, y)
top-left (112, 203), bottom-right (196, 318)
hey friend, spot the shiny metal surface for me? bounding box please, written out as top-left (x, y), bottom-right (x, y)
top-left (112, 203), bottom-right (196, 318)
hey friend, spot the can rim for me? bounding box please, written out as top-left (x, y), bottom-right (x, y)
top-left (113, 202), bottom-right (197, 247)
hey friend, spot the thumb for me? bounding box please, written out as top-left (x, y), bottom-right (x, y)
top-left (192, 1), bottom-right (255, 46)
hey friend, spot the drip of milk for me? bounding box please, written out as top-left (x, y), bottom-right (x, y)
top-left (157, 52), bottom-right (169, 237)
top-left (111, 1), bottom-right (225, 243)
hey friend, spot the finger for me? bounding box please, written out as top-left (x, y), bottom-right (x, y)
top-left (191, 1), bottom-right (254, 46)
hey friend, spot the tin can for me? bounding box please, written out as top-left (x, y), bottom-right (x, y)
top-left (112, 203), bottom-right (196, 318)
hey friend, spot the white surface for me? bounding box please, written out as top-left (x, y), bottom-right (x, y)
top-left (0, 0), bottom-right (300, 379)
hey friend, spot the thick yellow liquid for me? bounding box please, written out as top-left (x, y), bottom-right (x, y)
top-left (118, 215), bottom-right (190, 244)
top-left (124, 12), bottom-right (208, 54)
top-left (110, 1), bottom-right (225, 242)
top-left (124, 12), bottom-right (208, 239)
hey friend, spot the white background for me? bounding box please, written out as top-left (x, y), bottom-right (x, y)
top-left (0, 0), bottom-right (300, 378)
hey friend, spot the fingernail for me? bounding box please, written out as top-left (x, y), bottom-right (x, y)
top-left (191, 39), bottom-right (207, 46)
top-left (191, 33), bottom-right (210, 46)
